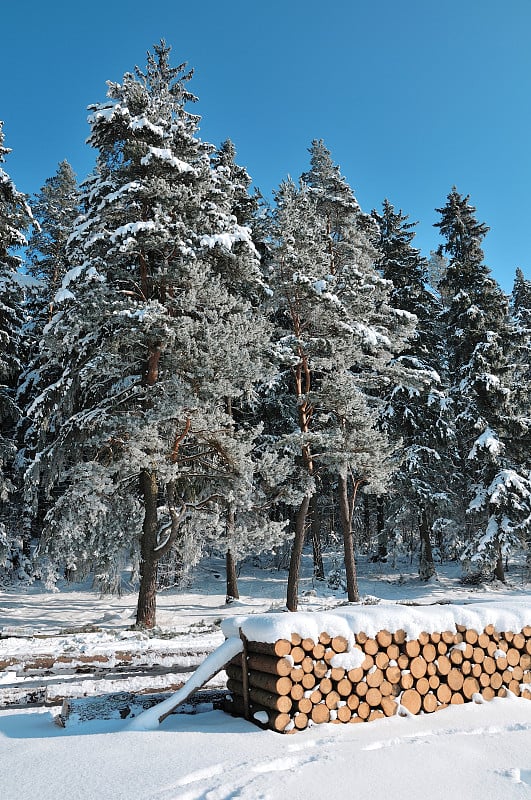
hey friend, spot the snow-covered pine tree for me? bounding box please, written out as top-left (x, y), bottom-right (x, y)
top-left (299, 142), bottom-right (417, 599)
top-left (435, 188), bottom-right (531, 581)
top-left (372, 200), bottom-right (454, 579)
top-left (17, 161), bottom-right (81, 543)
top-left (31, 42), bottom-right (282, 626)
top-left (266, 171), bottom-right (414, 609)
top-left (0, 121), bottom-right (34, 573)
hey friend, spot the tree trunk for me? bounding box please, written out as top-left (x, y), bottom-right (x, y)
top-left (418, 506), bottom-right (435, 581)
top-left (376, 495), bottom-right (387, 560)
top-left (338, 473), bottom-right (359, 602)
top-left (310, 493), bottom-right (325, 580)
top-left (494, 540), bottom-right (505, 582)
top-left (226, 548), bottom-right (240, 603)
top-left (286, 494), bottom-right (312, 611)
top-left (136, 470), bottom-right (159, 628)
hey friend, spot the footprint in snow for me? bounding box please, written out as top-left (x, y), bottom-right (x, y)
top-left (252, 754), bottom-right (319, 774)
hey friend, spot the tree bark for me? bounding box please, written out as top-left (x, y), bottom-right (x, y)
top-left (136, 469), bottom-right (159, 628)
top-left (310, 493), bottom-right (325, 580)
top-left (286, 493), bottom-right (312, 611)
top-left (226, 547), bottom-right (240, 603)
top-left (418, 506), bottom-right (435, 581)
top-left (494, 540), bottom-right (505, 582)
top-left (338, 473), bottom-right (360, 602)
top-left (376, 495), bottom-right (387, 560)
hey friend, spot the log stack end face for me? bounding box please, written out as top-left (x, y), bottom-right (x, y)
top-left (223, 624), bottom-right (531, 733)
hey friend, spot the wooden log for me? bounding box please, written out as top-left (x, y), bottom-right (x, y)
top-left (248, 670), bottom-right (292, 696)
top-left (447, 669), bottom-right (464, 692)
top-left (325, 690), bottom-right (341, 710)
top-left (290, 667), bottom-right (304, 683)
top-left (416, 677), bottom-right (430, 696)
top-left (301, 638), bottom-right (315, 652)
top-left (294, 712), bottom-right (308, 730)
top-left (508, 679), bottom-right (521, 696)
top-left (376, 630), bottom-right (393, 648)
top-left (375, 652), bottom-right (390, 670)
top-left (473, 647), bottom-right (485, 664)
top-left (227, 695), bottom-right (292, 732)
top-left (385, 665), bottom-right (401, 684)
top-left (422, 693), bottom-right (438, 713)
top-left (246, 653), bottom-right (292, 677)
top-left (483, 656), bottom-right (496, 675)
top-left (386, 644), bottom-right (400, 661)
top-left (449, 648), bottom-right (463, 666)
top-left (301, 673), bottom-right (316, 690)
top-left (462, 676), bottom-right (480, 700)
top-left (450, 692), bottom-right (464, 705)
top-left (472, 663), bottom-right (483, 678)
top-left (357, 701), bottom-right (371, 720)
top-left (246, 640), bottom-right (291, 657)
top-left (348, 667), bottom-right (364, 684)
top-left (477, 633), bottom-right (490, 649)
top-left (355, 631), bottom-right (368, 645)
top-left (347, 694), bottom-right (360, 711)
top-left (227, 679), bottom-right (293, 713)
top-left (465, 629), bottom-right (478, 645)
top-left (427, 661), bottom-right (437, 677)
top-left (401, 689), bottom-right (422, 714)
top-left (366, 687), bottom-right (382, 707)
top-left (297, 697), bottom-right (313, 714)
top-left (330, 667), bottom-right (345, 682)
top-left (441, 631), bottom-right (455, 644)
top-left (422, 643), bottom-right (437, 663)
top-left (397, 654), bottom-right (410, 669)
top-left (355, 681), bottom-right (368, 698)
top-left (479, 672), bottom-right (491, 688)
top-left (301, 656), bottom-right (314, 673)
top-left (506, 648), bottom-right (520, 667)
top-left (361, 654), bottom-right (375, 671)
top-left (418, 632), bottom-right (430, 646)
top-left (481, 686), bottom-right (496, 701)
top-left (428, 675), bottom-right (440, 690)
top-left (489, 671), bottom-right (503, 690)
top-left (290, 646), bottom-right (305, 664)
top-left (310, 689), bottom-right (322, 704)
top-left (436, 655), bottom-right (451, 675)
top-left (430, 632), bottom-right (441, 644)
top-left (311, 703), bottom-right (330, 724)
top-left (337, 678), bottom-right (353, 697)
top-left (436, 683), bottom-right (452, 704)
top-left (363, 638), bottom-right (379, 656)
top-left (331, 636), bottom-right (348, 654)
top-left (437, 641), bottom-right (448, 655)
top-left (290, 683), bottom-right (304, 701)
top-left (401, 672), bottom-right (415, 690)
top-left (337, 705), bottom-right (352, 723)
top-left (366, 668), bottom-right (384, 688)
top-left (381, 696), bottom-right (398, 717)
top-left (291, 633), bottom-right (302, 646)
top-left (380, 680), bottom-right (394, 697)
top-left (393, 629), bottom-right (407, 645)
top-left (319, 632), bottom-right (332, 646)
top-left (461, 660), bottom-right (472, 676)
top-left (410, 656), bottom-right (427, 679)
top-left (313, 660), bottom-right (328, 679)
top-left (405, 640), bottom-right (421, 658)
top-left (312, 643), bottom-right (326, 660)
top-left (319, 677), bottom-right (333, 695)
top-left (512, 633), bottom-right (525, 650)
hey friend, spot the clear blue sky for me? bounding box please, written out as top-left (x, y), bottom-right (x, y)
top-left (2, 0), bottom-right (530, 291)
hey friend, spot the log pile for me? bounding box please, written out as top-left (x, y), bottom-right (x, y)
top-left (223, 624), bottom-right (531, 733)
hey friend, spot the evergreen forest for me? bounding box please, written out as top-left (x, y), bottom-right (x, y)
top-left (1, 42), bottom-right (530, 626)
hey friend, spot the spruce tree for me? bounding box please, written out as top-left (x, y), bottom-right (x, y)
top-left (0, 122), bottom-right (34, 572)
top-left (17, 161), bottom-right (81, 542)
top-left (31, 42), bottom-right (282, 625)
top-left (435, 189), bottom-right (530, 581)
top-left (267, 170), bottom-right (414, 609)
top-left (372, 200), bottom-right (454, 579)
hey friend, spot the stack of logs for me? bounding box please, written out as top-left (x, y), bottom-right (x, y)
top-left (224, 624), bottom-right (531, 733)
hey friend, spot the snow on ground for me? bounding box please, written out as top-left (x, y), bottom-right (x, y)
top-left (1, 553), bottom-right (530, 799)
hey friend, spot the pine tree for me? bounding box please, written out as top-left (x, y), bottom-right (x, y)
top-left (435, 189), bottom-right (531, 581)
top-left (372, 200), bottom-right (454, 579)
top-left (266, 170), bottom-right (414, 609)
top-left (17, 161), bottom-right (81, 542)
top-left (31, 42), bottom-right (282, 625)
top-left (0, 122), bottom-right (34, 572)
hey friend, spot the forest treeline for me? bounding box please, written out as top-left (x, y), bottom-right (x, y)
top-left (0, 42), bottom-right (530, 626)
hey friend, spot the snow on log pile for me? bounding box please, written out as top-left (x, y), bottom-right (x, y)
top-left (221, 602), bottom-right (531, 733)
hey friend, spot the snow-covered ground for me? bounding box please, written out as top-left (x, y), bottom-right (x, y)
top-left (1, 554), bottom-right (530, 800)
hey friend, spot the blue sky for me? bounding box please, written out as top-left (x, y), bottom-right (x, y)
top-left (2, 0), bottom-right (530, 291)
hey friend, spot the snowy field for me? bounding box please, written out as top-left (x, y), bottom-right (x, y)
top-left (1, 555), bottom-right (530, 800)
